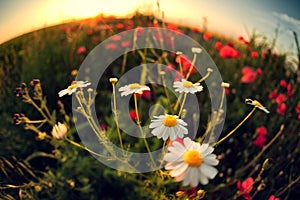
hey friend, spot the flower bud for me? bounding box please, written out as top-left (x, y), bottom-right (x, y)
top-left (51, 122), bottom-right (68, 140)
top-left (109, 78), bottom-right (118, 83)
top-left (262, 158), bottom-right (273, 170)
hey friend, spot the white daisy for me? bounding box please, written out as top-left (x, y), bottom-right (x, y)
top-left (191, 47), bottom-right (202, 54)
top-left (173, 79), bottom-right (203, 94)
top-left (118, 83), bottom-right (150, 96)
top-left (58, 81), bottom-right (91, 97)
top-left (149, 114), bottom-right (188, 141)
top-left (245, 98), bottom-right (270, 114)
top-left (164, 137), bottom-right (219, 187)
top-left (51, 122), bottom-right (68, 140)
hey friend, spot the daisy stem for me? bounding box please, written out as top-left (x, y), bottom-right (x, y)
top-left (174, 93), bottom-right (183, 112)
top-left (161, 73), bottom-right (172, 112)
top-left (201, 86), bottom-right (225, 143)
top-left (112, 82), bottom-right (125, 155)
top-left (178, 55), bottom-right (183, 75)
top-left (196, 70), bottom-right (212, 83)
top-left (178, 93), bottom-right (188, 118)
top-left (65, 137), bottom-right (107, 158)
top-left (159, 140), bottom-right (167, 168)
top-left (27, 97), bottom-right (53, 126)
top-left (213, 107), bottom-right (256, 147)
top-left (185, 53), bottom-right (198, 79)
top-left (134, 93), bottom-right (156, 166)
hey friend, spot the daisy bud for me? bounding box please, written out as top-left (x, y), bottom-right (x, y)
top-left (176, 51), bottom-right (183, 55)
top-left (207, 68), bottom-right (213, 73)
top-left (262, 158), bottom-right (273, 170)
top-left (51, 122), bottom-right (68, 140)
top-left (192, 47), bottom-right (202, 54)
top-left (221, 82), bottom-right (230, 88)
top-left (109, 78), bottom-right (118, 83)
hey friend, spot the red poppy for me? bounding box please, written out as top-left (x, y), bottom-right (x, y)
top-left (275, 94), bottom-right (286, 104)
top-left (287, 83), bottom-right (292, 91)
top-left (276, 103), bottom-right (287, 116)
top-left (225, 88), bottom-right (230, 96)
top-left (100, 124), bottom-right (107, 131)
top-left (295, 104), bottom-right (300, 113)
top-left (272, 53), bottom-right (277, 58)
top-left (256, 68), bottom-right (263, 75)
top-left (238, 36), bottom-right (245, 42)
top-left (256, 126), bottom-right (267, 136)
top-left (111, 35), bottom-right (121, 41)
top-left (219, 45), bottom-right (240, 59)
top-left (269, 90), bottom-right (278, 99)
top-left (192, 27), bottom-right (200, 33)
top-left (87, 29), bottom-right (93, 35)
top-left (121, 41), bottom-right (131, 48)
top-left (253, 135), bottom-right (267, 147)
top-left (115, 23), bottom-right (124, 29)
top-left (60, 26), bottom-right (68, 33)
top-left (176, 55), bottom-right (195, 76)
top-left (251, 51), bottom-right (259, 58)
top-left (203, 32), bottom-right (212, 41)
top-left (129, 110), bottom-right (139, 121)
top-left (237, 177), bottom-right (253, 200)
top-left (241, 66), bottom-right (256, 83)
top-left (135, 90), bottom-right (151, 100)
top-left (279, 80), bottom-right (287, 88)
top-left (268, 195), bottom-right (280, 200)
top-left (105, 43), bottom-right (118, 50)
top-left (215, 42), bottom-right (223, 50)
top-left (76, 46), bottom-right (86, 54)
top-left (166, 23), bottom-right (178, 31)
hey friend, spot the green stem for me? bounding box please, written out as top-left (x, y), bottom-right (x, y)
top-left (178, 93), bottom-right (188, 117)
top-left (112, 82), bottom-right (124, 154)
top-left (134, 93), bottom-right (156, 167)
top-left (185, 53), bottom-right (198, 79)
top-left (213, 107), bottom-right (256, 147)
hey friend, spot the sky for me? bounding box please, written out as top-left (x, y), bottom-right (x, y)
top-left (0, 0), bottom-right (300, 55)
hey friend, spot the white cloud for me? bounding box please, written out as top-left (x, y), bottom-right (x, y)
top-left (272, 12), bottom-right (300, 28)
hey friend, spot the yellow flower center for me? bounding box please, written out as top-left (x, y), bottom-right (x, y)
top-left (129, 83), bottom-right (141, 89)
top-left (182, 81), bottom-right (194, 88)
top-left (67, 83), bottom-right (78, 90)
top-left (183, 150), bottom-right (203, 167)
top-left (253, 100), bottom-right (263, 108)
top-left (162, 115), bottom-right (177, 127)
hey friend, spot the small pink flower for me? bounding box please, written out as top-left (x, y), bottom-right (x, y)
top-left (241, 66), bottom-right (256, 83)
top-left (276, 103), bottom-right (287, 116)
top-left (287, 83), bottom-right (292, 92)
top-left (215, 42), bottom-right (223, 50)
top-left (256, 68), bottom-right (263, 75)
top-left (268, 195), bottom-right (280, 200)
top-left (129, 110), bottom-right (139, 121)
top-left (77, 46), bottom-right (86, 54)
top-left (275, 94), bottom-right (286, 104)
top-left (237, 177), bottom-right (253, 200)
top-left (269, 90), bottom-right (278, 99)
top-left (253, 135), bottom-right (267, 147)
top-left (279, 80), bottom-right (287, 88)
top-left (256, 126), bottom-right (267, 136)
top-left (295, 104), bottom-right (300, 114)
